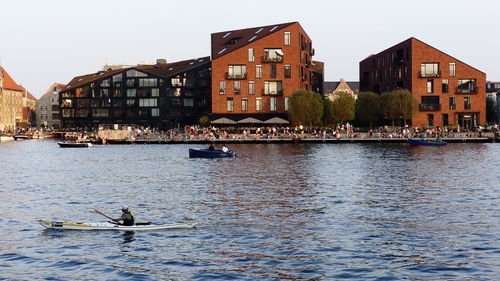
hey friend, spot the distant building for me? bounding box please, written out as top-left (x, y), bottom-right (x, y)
top-left (210, 22), bottom-right (317, 124)
top-left (360, 37), bottom-right (486, 128)
top-left (310, 61), bottom-right (324, 95)
top-left (486, 81), bottom-right (500, 123)
top-left (36, 83), bottom-right (65, 129)
top-left (0, 67), bottom-right (27, 131)
top-left (59, 57), bottom-right (211, 129)
top-left (324, 79), bottom-right (359, 101)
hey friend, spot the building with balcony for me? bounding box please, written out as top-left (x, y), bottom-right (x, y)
top-left (0, 67), bottom-right (28, 132)
top-left (59, 58), bottom-right (211, 129)
top-left (211, 22), bottom-right (317, 124)
top-left (360, 37), bottom-right (486, 128)
top-left (37, 83), bottom-right (65, 129)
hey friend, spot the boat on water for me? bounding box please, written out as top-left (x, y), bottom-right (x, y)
top-left (38, 219), bottom-right (198, 231)
top-left (58, 141), bottom-right (93, 148)
top-left (189, 148), bottom-right (236, 158)
top-left (13, 135), bottom-right (30, 140)
top-left (408, 138), bottom-right (447, 146)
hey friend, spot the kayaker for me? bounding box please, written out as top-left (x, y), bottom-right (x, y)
top-left (114, 206), bottom-right (135, 226)
top-left (222, 145), bottom-right (229, 153)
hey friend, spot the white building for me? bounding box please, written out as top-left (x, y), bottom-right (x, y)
top-left (36, 83), bottom-right (65, 129)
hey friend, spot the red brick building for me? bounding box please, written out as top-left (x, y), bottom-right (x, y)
top-left (360, 37), bottom-right (486, 128)
top-left (211, 22), bottom-right (317, 123)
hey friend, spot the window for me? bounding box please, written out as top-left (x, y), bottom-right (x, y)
top-left (113, 74), bottom-right (122, 87)
top-left (270, 64), bottom-right (276, 78)
top-left (100, 79), bottom-right (110, 87)
top-left (92, 109), bottom-right (108, 117)
top-left (219, 81), bottom-right (226, 94)
top-left (52, 105), bottom-right (59, 111)
top-left (127, 89), bottom-right (136, 97)
top-left (226, 98), bottom-right (234, 112)
top-left (248, 81), bottom-right (255, 95)
top-left (442, 79), bottom-right (449, 93)
top-left (127, 99), bottom-right (136, 107)
top-left (427, 114), bottom-right (434, 127)
top-left (264, 81), bottom-right (282, 95)
top-left (284, 32), bottom-right (291, 46)
top-left (263, 48), bottom-right (283, 62)
top-left (420, 63), bottom-right (440, 77)
top-left (171, 77), bottom-right (185, 87)
top-left (449, 96), bottom-right (456, 110)
top-left (126, 79), bottom-right (135, 87)
top-left (458, 79), bottom-right (477, 94)
top-left (442, 114), bottom-right (449, 126)
top-left (248, 48), bottom-right (254, 62)
top-left (228, 65), bottom-right (246, 79)
top-left (139, 78), bottom-right (157, 87)
top-left (256, 97), bottom-right (262, 111)
top-left (234, 81), bottom-right (241, 94)
top-left (284, 64), bottom-right (291, 78)
top-left (126, 69), bottom-right (147, 77)
top-left (256, 65), bottom-right (262, 78)
top-left (270, 97), bottom-right (277, 111)
top-left (241, 98), bottom-right (248, 111)
top-left (449, 63), bottom-right (456, 77)
top-left (139, 98), bottom-right (157, 107)
top-left (427, 80), bottom-right (434, 93)
top-left (464, 95), bottom-right (471, 110)
top-left (151, 88), bottom-right (159, 97)
top-left (183, 98), bottom-right (194, 107)
top-left (151, 108), bottom-right (159, 117)
top-left (285, 97), bottom-right (289, 111)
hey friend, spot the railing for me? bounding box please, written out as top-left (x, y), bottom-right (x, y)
top-left (418, 71), bottom-right (441, 78)
top-left (262, 89), bottom-right (283, 96)
top-left (225, 72), bottom-right (247, 80)
top-left (456, 86), bottom-right (478, 94)
top-left (419, 104), bottom-right (441, 111)
top-left (262, 56), bottom-right (283, 63)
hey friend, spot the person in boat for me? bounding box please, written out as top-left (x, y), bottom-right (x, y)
top-left (114, 206), bottom-right (135, 226)
top-left (208, 144), bottom-right (215, 150)
top-left (222, 145), bottom-right (229, 153)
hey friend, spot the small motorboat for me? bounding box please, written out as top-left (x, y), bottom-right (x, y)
top-left (38, 219), bottom-right (198, 231)
top-left (189, 148), bottom-right (236, 158)
top-left (58, 141), bottom-right (93, 148)
top-left (408, 138), bottom-right (447, 146)
top-left (13, 135), bottom-right (30, 140)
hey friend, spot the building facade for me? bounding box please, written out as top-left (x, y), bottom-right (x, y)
top-left (0, 67), bottom-right (27, 131)
top-left (211, 22), bottom-right (317, 123)
top-left (59, 58), bottom-right (211, 129)
top-left (324, 79), bottom-right (360, 101)
top-left (360, 37), bottom-right (486, 128)
top-left (37, 83), bottom-right (65, 129)
top-left (486, 81), bottom-right (500, 123)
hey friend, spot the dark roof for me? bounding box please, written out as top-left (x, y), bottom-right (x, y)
top-left (63, 57), bottom-right (210, 91)
top-left (211, 22), bottom-right (297, 60)
top-left (324, 81), bottom-right (360, 94)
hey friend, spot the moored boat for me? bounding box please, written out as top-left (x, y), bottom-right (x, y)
top-left (408, 138), bottom-right (447, 146)
top-left (38, 219), bottom-right (198, 231)
top-left (189, 148), bottom-right (236, 158)
top-left (58, 141), bottom-right (93, 148)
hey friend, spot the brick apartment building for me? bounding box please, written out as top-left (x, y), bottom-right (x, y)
top-left (211, 22), bottom-right (319, 123)
top-left (360, 37), bottom-right (486, 128)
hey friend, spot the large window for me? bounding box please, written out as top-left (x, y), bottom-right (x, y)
top-left (126, 69), bottom-right (147, 77)
top-left (139, 78), bottom-right (157, 87)
top-left (256, 65), bottom-right (262, 78)
top-left (228, 65), bottom-right (247, 79)
top-left (226, 98), bottom-right (234, 112)
top-left (420, 63), bottom-right (439, 77)
top-left (171, 77), bottom-right (185, 87)
top-left (264, 81), bottom-right (282, 95)
top-left (139, 98), bottom-right (157, 107)
top-left (464, 95), bottom-right (471, 110)
top-left (442, 79), bottom-right (449, 93)
top-left (256, 97), bottom-right (262, 111)
top-left (263, 49), bottom-right (283, 62)
top-left (270, 97), bottom-right (277, 111)
top-left (427, 79), bottom-right (434, 93)
top-left (219, 81), bottom-right (226, 95)
top-left (241, 98), bottom-right (248, 111)
top-left (234, 81), bottom-right (241, 94)
top-left (449, 96), bottom-right (456, 110)
top-left (248, 48), bottom-right (254, 62)
top-left (248, 81), bottom-right (255, 95)
top-left (284, 64), bottom-right (291, 78)
top-left (284, 32), bottom-right (291, 46)
top-left (449, 63), bottom-right (456, 77)
top-left (458, 79), bottom-right (477, 93)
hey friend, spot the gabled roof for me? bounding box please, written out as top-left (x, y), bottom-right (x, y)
top-left (324, 81), bottom-right (360, 94)
top-left (0, 66), bottom-right (24, 91)
top-left (211, 22), bottom-right (297, 60)
top-left (63, 57), bottom-right (210, 91)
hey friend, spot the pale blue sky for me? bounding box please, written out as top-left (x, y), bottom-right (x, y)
top-left (1, 0), bottom-right (498, 97)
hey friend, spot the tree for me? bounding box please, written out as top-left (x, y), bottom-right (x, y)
top-left (199, 115), bottom-right (210, 127)
top-left (330, 92), bottom-right (355, 124)
top-left (287, 90), bottom-right (324, 127)
top-left (486, 96), bottom-right (497, 123)
top-left (356, 92), bottom-right (380, 128)
top-left (322, 98), bottom-right (334, 126)
top-left (380, 89), bottom-right (417, 126)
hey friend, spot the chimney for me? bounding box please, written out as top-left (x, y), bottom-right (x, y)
top-left (156, 59), bottom-right (167, 65)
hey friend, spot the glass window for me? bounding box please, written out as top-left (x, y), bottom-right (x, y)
top-left (270, 97), bottom-right (277, 111)
top-left (427, 114), bottom-right (434, 127)
top-left (442, 114), bottom-right (449, 126)
top-left (256, 65), bottom-right (262, 78)
top-left (420, 63), bottom-right (439, 77)
top-left (226, 97), bottom-right (234, 112)
top-left (248, 81), bottom-right (255, 95)
top-left (264, 48), bottom-right (283, 62)
top-left (126, 79), bottom-right (135, 87)
top-left (270, 64), bottom-right (276, 78)
top-left (248, 48), bottom-right (254, 62)
top-left (100, 78), bottom-right (110, 87)
top-left (183, 98), bottom-right (194, 107)
top-left (427, 80), bottom-right (434, 93)
top-left (151, 108), bottom-right (159, 117)
top-left (285, 97), bottom-right (289, 111)
top-left (127, 89), bottom-right (136, 97)
top-left (171, 77), bottom-right (185, 87)
top-left (234, 81), bottom-right (241, 94)
top-left (113, 74), bottom-right (122, 87)
top-left (264, 81), bottom-right (282, 95)
top-left (449, 63), bottom-right (456, 77)
top-left (442, 79), bottom-right (449, 93)
top-left (126, 69), bottom-right (147, 77)
top-left (284, 32), bottom-right (291, 46)
top-left (284, 64), bottom-right (291, 78)
top-left (256, 97), bottom-right (262, 111)
top-left (242, 98), bottom-right (248, 111)
top-left (228, 65), bottom-right (246, 79)
top-left (126, 99), bottom-right (137, 107)
top-left (464, 95), bottom-right (471, 110)
top-left (139, 98), bottom-right (157, 107)
top-left (449, 96), bottom-right (456, 110)
top-left (219, 81), bottom-right (226, 94)
top-left (458, 79), bottom-right (477, 93)
top-left (139, 78), bottom-right (157, 87)
top-left (151, 88), bottom-right (159, 97)
top-left (92, 109), bottom-right (109, 117)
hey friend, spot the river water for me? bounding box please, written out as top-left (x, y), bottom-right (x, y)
top-left (0, 140), bottom-right (499, 280)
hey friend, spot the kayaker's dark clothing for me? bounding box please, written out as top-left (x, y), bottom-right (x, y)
top-left (121, 211), bottom-right (135, 226)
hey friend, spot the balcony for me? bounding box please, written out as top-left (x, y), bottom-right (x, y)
top-left (225, 72), bottom-right (247, 80)
top-left (262, 56), bottom-right (283, 63)
top-left (456, 86), bottom-right (478, 94)
top-left (418, 71), bottom-right (441, 78)
top-left (262, 89), bottom-right (283, 96)
top-left (419, 103), bottom-right (441, 111)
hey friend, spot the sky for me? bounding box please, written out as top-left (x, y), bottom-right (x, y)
top-left (1, 0), bottom-right (499, 98)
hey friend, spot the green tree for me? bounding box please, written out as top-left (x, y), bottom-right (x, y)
top-left (486, 96), bottom-right (496, 123)
top-left (322, 98), bottom-right (334, 126)
top-left (287, 90), bottom-right (324, 127)
top-left (199, 115), bottom-right (210, 127)
top-left (330, 92), bottom-right (355, 124)
top-left (356, 92), bottom-right (380, 128)
top-left (380, 89), bottom-right (417, 126)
